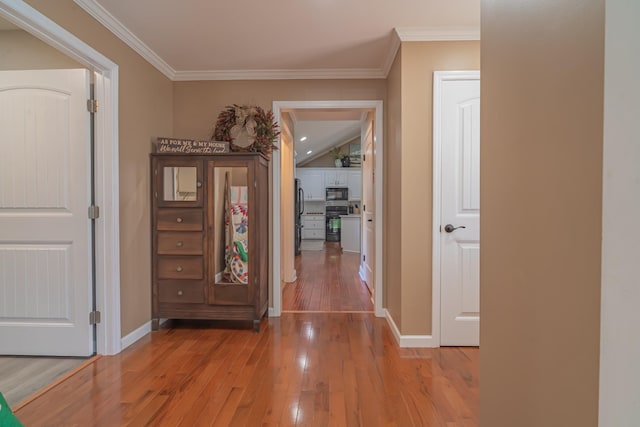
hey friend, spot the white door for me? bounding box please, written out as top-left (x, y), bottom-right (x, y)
top-left (437, 72), bottom-right (480, 346)
top-left (361, 113), bottom-right (375, 294)
top-left (0, 69), bottom-right (93, 356)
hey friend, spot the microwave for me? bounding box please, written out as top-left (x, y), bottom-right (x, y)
top-left (326, 187), bottom-right (348, 201)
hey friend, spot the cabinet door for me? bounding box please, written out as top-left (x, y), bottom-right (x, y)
top-left (297, 168), bottom-right (325, 200)
top-left (155, 158), bottom-right (203, 208)
top-left (347, 170), bottom-right (362, 201)
top-left (325, 170), bottom-right (348, 186)
top-left (207, 160), bottom-right (253, 305)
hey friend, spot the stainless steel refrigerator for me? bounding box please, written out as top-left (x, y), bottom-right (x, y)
top-left (294, 178), bottom-right (304, 255)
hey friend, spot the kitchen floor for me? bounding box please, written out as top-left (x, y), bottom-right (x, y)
top-left (283, 242), bottom-right (373, 312)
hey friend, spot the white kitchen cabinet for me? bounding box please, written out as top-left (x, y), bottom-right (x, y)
top-left (302, 214), bottom-right (325, 240)
top-left (347, 170), bottom-right (362, 201)
top-left (340, 215), bottom-right (361, 252)
top-left (296, 168), bottom-right (325, 201)
top-left (324, 169), bottom-right (348, 187)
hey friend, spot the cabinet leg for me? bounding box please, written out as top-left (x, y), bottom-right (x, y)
top-left (151, 318), bottom-right (160, 331)
top-left (253, 319), bottom-right (260, 333)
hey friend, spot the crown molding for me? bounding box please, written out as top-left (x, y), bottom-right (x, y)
top-left (173, 68), bottom-right (386, 81)
top-left (382, 27), bottom-right (480, 77)
top-left (394, 27), bottom-right (480, 42)
top-left (73, 0), bottom-right (176, 80)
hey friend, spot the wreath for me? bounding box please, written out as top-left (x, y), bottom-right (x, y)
top-left (212, 104), bottom-right (280, 158)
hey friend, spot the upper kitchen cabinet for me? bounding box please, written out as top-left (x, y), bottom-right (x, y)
top-left (324, 170), bottom-right (348, 187)
top-left (296, 168), bottom-right (325, 201)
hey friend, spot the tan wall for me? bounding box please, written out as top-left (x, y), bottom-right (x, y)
top-left (280, 113), bottom-right (295, 283)
top-left (480, 1), bottom-right (604, 425)
top-left (25, 0), bottom-right (174, 337)
top-left (0, 29), bottom-right (82, 69)
top-left (173, 80), bottom-right (386, 139)
top-left (385, 51), bottom-right (402, 328)
top-left (396, 41), bottom-right (480, 335)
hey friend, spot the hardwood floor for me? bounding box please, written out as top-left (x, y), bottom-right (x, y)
top-left (15, 314), bottom-right (478, 426)
top-left (283, 242), bottom-right (373, 312)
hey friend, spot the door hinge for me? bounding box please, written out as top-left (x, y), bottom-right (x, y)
top-left (87, 98), bottom-right (98, 113)
top-left (88, 205), bottom-right (100, 219)
top-left (89, 310), bottom-right (101, 325)
top-left (363, 254), bottom-right (366, 262)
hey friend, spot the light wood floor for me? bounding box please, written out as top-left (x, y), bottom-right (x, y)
top-left (283, 242), bottom-right (374, 312)
top-left (15, 314), bottom-right (478, 426)
top-left (0, 356), bottom-right (88, 407)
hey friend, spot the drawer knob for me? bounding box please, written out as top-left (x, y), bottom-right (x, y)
top-left (176, 241), bottom-right (184, 247)
top-left (196, 181), bottom-right (202, 188)
top-left (176, 217), bottom-right (183, 223)
top-left (176, 266), bottom-right (183, 272)
top-left (177, 290), bottom-right (183, 296)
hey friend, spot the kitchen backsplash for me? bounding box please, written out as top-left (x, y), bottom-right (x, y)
top-left (302, 200), bottom-right (361, 215)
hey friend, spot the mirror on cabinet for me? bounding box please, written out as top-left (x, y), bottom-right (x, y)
top-left (163, 166), bottom-right (199, 201)
top-left (212, 166), bottom-right (249, 284)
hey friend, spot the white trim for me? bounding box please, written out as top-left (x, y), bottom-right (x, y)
top-left (432, 70), bottom-right (480, 349)
top-left (384, 310), bottom-right (437, 348)
top-left (272, 100), bottom-right (384, 318)
top-left (120, 320), bottom-right (150, 350)
top-left (73, 0), bottom-right (175, 80)
top-left (174, 68), bottom-right (386, 81)
top-left (382, 30), bottom-right (402, 77)
top-left (0, 0), bottom-right (122, 355)
top-left (395, 27), bottom-right (481, 42)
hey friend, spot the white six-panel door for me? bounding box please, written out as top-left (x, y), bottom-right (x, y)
top-left (0, 69), bottom-right (93, 356)
top-left (437, 72), bottom-right (480, 346)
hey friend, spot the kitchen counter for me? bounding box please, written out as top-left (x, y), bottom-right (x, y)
top-left (340, 215), bottom-right (361, 253)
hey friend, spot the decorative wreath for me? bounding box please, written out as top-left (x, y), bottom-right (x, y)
top-left (212, 104), bottom-right (280, 158)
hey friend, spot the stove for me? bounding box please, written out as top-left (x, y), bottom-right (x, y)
top-left (325, 205), bottom-right (349, 242)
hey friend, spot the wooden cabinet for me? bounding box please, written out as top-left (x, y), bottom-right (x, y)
top-left (301, 214), bottom-right (325, 240)
top-left (347, 170), bottom-right (362, 201)
top-left (151, 153), bottom-right (269, 332)
top-left (296, 168), bottom-right (325, 200)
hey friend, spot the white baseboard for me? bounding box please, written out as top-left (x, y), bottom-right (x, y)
top-left (359, 265), bottom-right (366, 281)
top-left (120, 321), bottom-right (151, 350)
top-left (384, 309), bottom-right (438, 348)
top-left (268, 307), bottom-right (280, 317)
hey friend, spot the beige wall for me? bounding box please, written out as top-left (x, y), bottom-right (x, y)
top-left (25, 0), bottom-right (174, 336)
top-left (480, 1), bottom-right (604, 425)
top-left (386, 41), bottom-right (480, 335)
top-left (173, 80), bottom-right (386, 139)
top-left (280, 113), bottom-right (295, 283)
top-left (385, 51), bottom-right (402, 328)
top-left (0, 29), bottom-right (82, 69)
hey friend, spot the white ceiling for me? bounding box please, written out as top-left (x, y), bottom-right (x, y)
top-left (74, 0), bottom-right (480, 80)
top-left (292, 118), bottom-right (361, 166)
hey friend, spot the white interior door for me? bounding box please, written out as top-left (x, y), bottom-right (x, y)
top-left (0, 69), bottom-right (93, 356)
top-left (361, 113), bottom-right (375, 294)
top-left (438, 72), bottom-right (480, 346)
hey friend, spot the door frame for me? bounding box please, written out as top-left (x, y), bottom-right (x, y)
top-left (0, 0), bottom-right (121, 355)
top-left (432, 70), bottom-right (480, 347)
top-left (271, 100), bottom-right (384, 317)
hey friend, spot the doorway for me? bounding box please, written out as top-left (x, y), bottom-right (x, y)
top-left (272, 100), bottom-right (384, 317)
top-left (0, 1), bottom-right (121, 355)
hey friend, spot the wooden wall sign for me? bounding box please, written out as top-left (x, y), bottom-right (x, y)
top-left (155, 137), bottom-right (229, 154)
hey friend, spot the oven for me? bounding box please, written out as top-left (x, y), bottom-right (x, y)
top-left (325, 205), bottom-right (349, 242)
top-left (326, 187), bottom-right (348, 201)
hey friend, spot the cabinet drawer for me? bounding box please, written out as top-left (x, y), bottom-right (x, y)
top-left (302, 215), bottom-right (325, 221)
top-left (157, 209), bottom-right (203, 231)
top-left (157, 232), bottom-right (204, 255)
top-left (158, 256), bottom-right (203, 279)
top-left (158, 281), bottom-right (205, 304)
top-left (303, 219), bottom-right (324, 229)
top-left (302, 229), bottom-right (325, 239)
